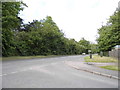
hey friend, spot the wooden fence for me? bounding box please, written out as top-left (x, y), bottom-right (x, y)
top-left (109, 49), bottom-right (120, 60)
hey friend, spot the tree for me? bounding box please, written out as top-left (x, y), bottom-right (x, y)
top-left (97, 9), bottom-right (120, 52)
top-left (2, 2), bottom-right (25, 56)
top-left (78, 38), bottom-right (90, 54)
top-left (2, 2), bottom-right (92, 56)
top-left (90, 43), bottom-right (98, 53)
top-left (15, 16), bottom-right (65, 56)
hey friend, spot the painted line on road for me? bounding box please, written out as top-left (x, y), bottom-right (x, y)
top-left (0, 71), bottom-right (24, 76)
top-left (1, 62), bottom-right (59, 77)
top-left (0, 74), bottom-right (7, 76)
top-left (0, 68), bottom-right (31, 77)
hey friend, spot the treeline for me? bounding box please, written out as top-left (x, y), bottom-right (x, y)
top-left (97, 7), bottom-right (120, 52)
top-left (2, 2), bottom-right (97, 57)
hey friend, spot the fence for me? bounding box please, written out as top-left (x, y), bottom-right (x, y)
top-left (109, 49), bottom-right (120, 60)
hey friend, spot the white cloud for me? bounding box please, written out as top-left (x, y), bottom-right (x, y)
top-left (19, 0), bottom-right (119, 43)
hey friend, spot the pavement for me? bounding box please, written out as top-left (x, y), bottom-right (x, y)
top-left (65, 56), bottom-right (119, 80)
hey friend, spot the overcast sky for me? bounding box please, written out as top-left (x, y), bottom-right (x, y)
top-left (19, 0), bottom-right (119, 43)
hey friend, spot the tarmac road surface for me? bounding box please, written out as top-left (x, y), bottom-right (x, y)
top-left (2, 55), bottom-right (118, 88)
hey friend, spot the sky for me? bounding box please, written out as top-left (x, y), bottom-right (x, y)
top-left (19, 0), bottom-right (119, 43)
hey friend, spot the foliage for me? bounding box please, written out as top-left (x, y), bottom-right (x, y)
top-left (2, 55), bottom-right (57, 61)
top-left (78, 38), bottom-right (91, 54)
top-left (90, 43), bottom-right (98, 53)
top-left (100, 65), bottom-right (120, 71)
top-left (84, 55), bottom-right (118, 63)
top-left (97, 9), bottom-right (120, 52)
top-left (2, 2), bottom-right (25, 56)
top-left (2, 2), bottom-right (94, 57)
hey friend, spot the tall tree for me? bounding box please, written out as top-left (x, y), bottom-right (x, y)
top-left (97, 9), bottom-right (120, 52)
top-left (2, 2), bottom-right (25, 56)
top-left (2, 2), bottom-right (92, 56)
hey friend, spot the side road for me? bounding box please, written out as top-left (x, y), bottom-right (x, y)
top-left (64, 56), bottom-right (119, 80)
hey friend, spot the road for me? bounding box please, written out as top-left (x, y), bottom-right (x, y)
top-left (2, 55), bottom-right (118, 88)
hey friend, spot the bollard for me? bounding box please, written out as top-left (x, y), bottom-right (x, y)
top-left (90, 53), bottom-right (92, 59)
top-left (88, 50), bottom-right (92, 59)
top-left (100, 51), bottom-right (103, 57)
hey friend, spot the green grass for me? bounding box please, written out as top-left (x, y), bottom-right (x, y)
top-left (2, 55), bottom-right (57, 61)
top-left (84, 55), bottom-right (118, 63)
top-left (100, 65), bottom-right (120, 71)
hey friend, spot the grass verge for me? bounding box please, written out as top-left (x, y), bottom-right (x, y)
top-left (100, 65), bottom-right (120, 71)
top-left (84, 55), bottom-right (118, 63)
top-left (2, 55), bottom-right (58, 61)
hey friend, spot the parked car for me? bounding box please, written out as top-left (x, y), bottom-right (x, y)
top-left (82, 53), bottom-right (86, 55)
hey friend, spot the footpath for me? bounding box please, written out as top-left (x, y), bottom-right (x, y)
top-left (65, 56), bottom-right (119, 80)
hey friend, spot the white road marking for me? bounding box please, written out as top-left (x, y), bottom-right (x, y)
top-left (1, 62), bottom-right (59, 77)
top-left (0, 70), bottom-right (27, 76)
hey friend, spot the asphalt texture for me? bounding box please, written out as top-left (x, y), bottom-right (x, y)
top-left (2, 55), bottom-right (119, 88)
